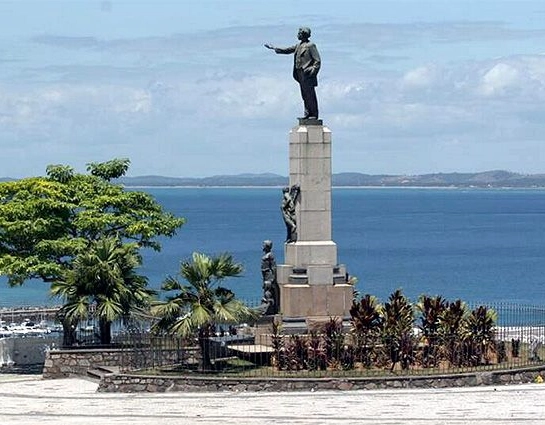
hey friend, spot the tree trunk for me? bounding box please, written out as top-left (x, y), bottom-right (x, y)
top-left (199, 325), bottom-right (213, 371)
top-left (99, 319), bottom-right (112, 345)
top-left (61, 318), bottom-right (77, 347)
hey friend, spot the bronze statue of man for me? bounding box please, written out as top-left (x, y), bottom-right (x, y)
top-left (259, 240), bottom-right (278, 315)
top-left (265, 27), bottom-right (321, 119)
top-left (261, 240), bottom-right (276, 284)
top-left (281, 184), bottom-right (300, 243)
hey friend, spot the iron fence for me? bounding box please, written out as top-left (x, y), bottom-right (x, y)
top-left (113, 302), bottom-right (545, 377)
top-left (116, 333), bottom-right (190, 372)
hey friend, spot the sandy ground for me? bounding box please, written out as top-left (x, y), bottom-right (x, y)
top-left (1, 374), bottom-right (545, 425)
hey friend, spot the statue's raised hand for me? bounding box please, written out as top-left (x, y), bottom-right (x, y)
top-left (264, 44), bottom-right (275, 50)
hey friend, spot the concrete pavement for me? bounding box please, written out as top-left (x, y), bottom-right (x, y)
top-left (1, 374), bottom-right (544, 424)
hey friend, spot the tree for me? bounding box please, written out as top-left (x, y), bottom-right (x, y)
top-left (438, 299), bottom-right (470, 367)
top-left (0, 158), bottom-right (184, 284)
top-left (466, 305), bottom-right (497, 365)
top-left (0, 158), bottom-right (184, 344)
top-left (51, 237), bottom-right (154, 345)
top-left (416, 295), bottom-right (448, 367)
top-left (382, 289), bottom-right (416, 371)
top-left (151, 252), bottom-right (256, 368)
top-left (349, 294), bottom-right (383, 367)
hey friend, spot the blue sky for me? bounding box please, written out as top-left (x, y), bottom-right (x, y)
top-left (1, 0), bottom-right (545, 177)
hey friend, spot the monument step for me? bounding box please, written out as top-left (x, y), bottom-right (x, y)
top-left (288, 273), bottom-right (347, 285)
top-left (289, 274), bottom-right (308, 284)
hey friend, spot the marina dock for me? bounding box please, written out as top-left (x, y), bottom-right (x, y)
top-left (0, 306), bottom-right (60, 323)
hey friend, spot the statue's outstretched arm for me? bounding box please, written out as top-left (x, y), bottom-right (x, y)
top-left (264, 44), bottom-right (297, 54)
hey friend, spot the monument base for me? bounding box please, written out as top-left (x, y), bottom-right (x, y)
top-left (273, 121), bottom-right (355, 333)
top-left (279, 315), bottom-right (352, 335)
top-left (279, 282), bottom-right (353, 319)
top-left (298, 117), bottom-right (323, 126)
top-left (252, 314), bottom-right (280, 347)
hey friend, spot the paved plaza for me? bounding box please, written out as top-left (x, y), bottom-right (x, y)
top-left (1, 374), bottom-right (545, 424)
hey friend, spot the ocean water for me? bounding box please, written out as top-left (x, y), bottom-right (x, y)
top-left (2, 188), bottom-right (545, 307)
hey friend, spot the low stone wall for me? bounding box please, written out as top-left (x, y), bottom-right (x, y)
top-left (97, 366), bottom-right (545, 393)
top-left (43, 348), bottom-right (126, 378)
top-left (43, 346), bottom-right (199, 379)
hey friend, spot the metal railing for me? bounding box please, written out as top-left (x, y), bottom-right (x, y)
top-left (113, 303), bottom-right (545, 377)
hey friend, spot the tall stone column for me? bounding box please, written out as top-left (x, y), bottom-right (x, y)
top-left (277, 120), bottom-right (353, 327)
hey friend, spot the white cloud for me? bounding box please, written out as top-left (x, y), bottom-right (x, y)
top-left (0, 84), bottom-right (157, 150)
top-left (212, 76), bottom-right (297, 119)
top-left (526, 55), bottom-right (545, 82)
top-left (402, 66), bottom-right (437, 88)
top-left (479, 63), bottom-right (520, 96)
top-left (39, 89), bottom-right (65, 103)
top-left (320, 82), bottom-right (367, 99)
top-left (112, 90), bottom-right (152, 114)
top-left (3, 13), bottom-right (545, 176)
top-left (329, 113), bottom-right (366, 128)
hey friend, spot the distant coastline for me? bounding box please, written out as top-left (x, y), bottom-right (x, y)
top-left (115, 170), bottom-right (545, 188)
top-left (123, 185), bottom-right (545, 191)
top-left (4, 170), bottom-right (545, 188)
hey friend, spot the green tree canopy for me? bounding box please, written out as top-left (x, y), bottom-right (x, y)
top-left (0, 158), bottom-right (185, 286)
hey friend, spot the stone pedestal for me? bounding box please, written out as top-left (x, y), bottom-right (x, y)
top-left (277, 122), bottom-right (353, 326)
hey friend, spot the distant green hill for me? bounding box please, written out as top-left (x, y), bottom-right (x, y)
top-left (116, 173), bottom-right (288, 187)
top-left (114, 171), bottom-right (545, 188)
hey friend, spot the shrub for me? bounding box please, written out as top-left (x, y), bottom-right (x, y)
top-left (416, 295), bottom-right (448, 367)
top-left (466, 306), bottom-right (497, 365)
top-left (382, 289), bottom-right (416, 371)
top-left (350, 294), bottom-right (383, 367)
top-left (323, 317), bottom-right (344, 369)
top-left (438, 300), bottom-right (469, 367)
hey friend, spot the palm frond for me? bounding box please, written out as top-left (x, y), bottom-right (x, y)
top-left (161, 275), bottom-right (183, 291)
top-left (190, 303), bottom-right (213, 327)
top-left (150, 298), bottom-right (185, 320)
top-left (214, 299), bottom-right (257, 323)
top-left (58, 298), bottom-right (89, 322)
top-left (51, 235), bottom-right (152, 343)
top-left (96, 298), bottom-right (124, 322)
top-left (167, 316), bottom-right (196, 337)
top-left (153, 252), bottom-right (248, 337)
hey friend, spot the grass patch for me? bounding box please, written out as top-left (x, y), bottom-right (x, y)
top-left (130, 358), bottom-right (545, 379)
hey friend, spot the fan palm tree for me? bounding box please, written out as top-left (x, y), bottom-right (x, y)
top-left (51, 236), bottom-right (153, 345)
top-left (151, 252), bottom-right (256, 368)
